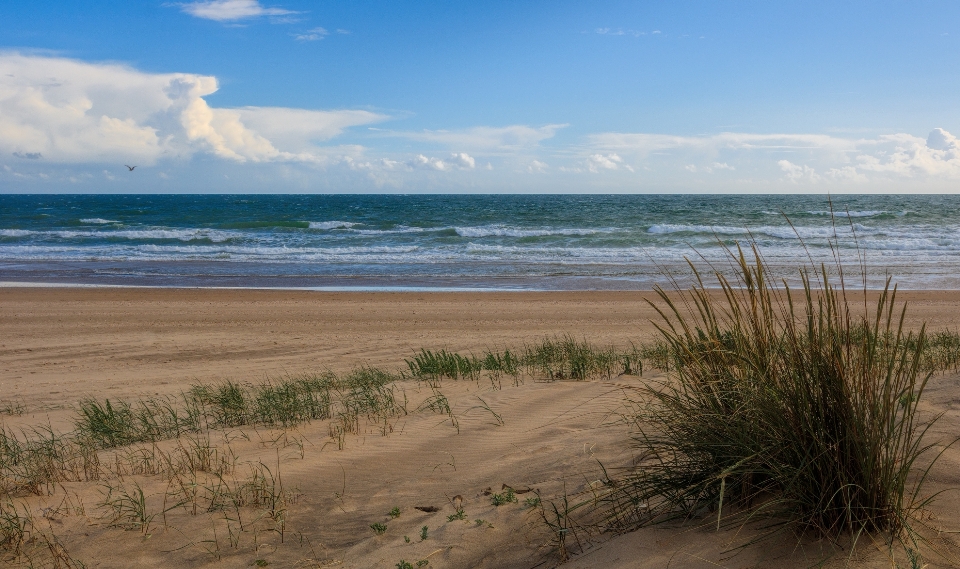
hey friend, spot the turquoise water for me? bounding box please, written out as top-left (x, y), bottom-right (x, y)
top-left (2, 194), bottom-right (960, 289)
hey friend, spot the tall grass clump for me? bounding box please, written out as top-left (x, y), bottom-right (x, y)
top-left (406, 349), bottom-right (482, 381)
top-left (575, 245), bottom-right (946, 555)
top-left (0, 426), bottom-right (99, 497)
top-left (405, 340), bottom-right (640, 383)
top-left (522, 335), bottom-right (631, 380)
top-left (76, 398), bottom-right (200, 449)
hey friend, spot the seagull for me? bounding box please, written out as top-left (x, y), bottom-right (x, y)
top-left (125, 165), bottom-right (136, 171)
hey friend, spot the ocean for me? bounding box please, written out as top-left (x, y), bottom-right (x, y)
top-left (2, 194), bottom-right (960, 290)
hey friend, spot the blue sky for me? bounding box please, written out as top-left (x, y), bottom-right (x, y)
top-left (2, 0), bottom-right (960, 193)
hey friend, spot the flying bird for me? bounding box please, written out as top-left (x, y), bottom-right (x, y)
top-left (125, 165), bottom-right (136, 171)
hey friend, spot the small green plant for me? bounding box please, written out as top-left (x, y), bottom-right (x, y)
top-left (0, 500), bottom-right (31, 556)
top-left (490, 488), bottom-right (517, 506)
top-left (255, 560), bottom-right (269, 567)
top-left (404, 535), bottom-right (410, 543)
top-left (467, 396), bottom-right (503, 426)
top-left (416, 561), bottom-right (429, 568)
top-left (447, 508), bottom-right (466, 521)
top-left (523, 496), bottom-right (541, 509)
top-left (419, 525), bottom-right (428, 541)
top-left (0, 400), bottom-right (24, 416)
top-left (474, 519), bottom-right (493, 528)
top-left (99, 481), bottom-right (172, 535)
top-left (396, 561), bottom-right (413, 569)
top-left (370, 522), bottom-right (387, 535)
top-left (389, 506), bottom-right (401, 518)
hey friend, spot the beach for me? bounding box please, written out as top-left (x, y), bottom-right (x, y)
top-left (6, 0), bottom-right (960, 565)
top-left (3, 287), bottom-right (960, 568)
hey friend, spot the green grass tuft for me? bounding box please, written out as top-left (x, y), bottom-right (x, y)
top-left (563, 244), bottom-right (950, 560)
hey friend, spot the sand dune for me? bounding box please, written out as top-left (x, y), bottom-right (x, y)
top-left (2, 288), bottom-right (960, 568)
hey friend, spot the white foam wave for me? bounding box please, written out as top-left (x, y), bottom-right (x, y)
top-left (351, 226), bottom-right (427, 235)
top-left (5, 228), bottom-right (237, 242)
top-left (80, 218), bottom-right (120, 224)
top-left (806, 210), bottom-right (886, 218)
top-left (91, 229), bottom-right (235, 242)
top-left (455, 225), bottom-right (606, 238)
top-left (4, 238), bottom-right (960, 270)
top-left (647, 223), bottom-right (877, 240)
top-left (0, 229), bottom-right (32, 237)
top-left (648, 224), bottom-right (747, 235)
top-left (307, 221), bottom-right (359, 230)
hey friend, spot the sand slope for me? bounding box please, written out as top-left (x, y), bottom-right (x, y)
top-left (2, 288), bottom-right (960, 568)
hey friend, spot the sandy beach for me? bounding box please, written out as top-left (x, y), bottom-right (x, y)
top-left (3, 287), bottom-right (960, 568)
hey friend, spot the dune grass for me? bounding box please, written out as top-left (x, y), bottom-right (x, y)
top-left (0, 367), bottom-right (406, 504)
top-left (71, 367), bottom-right (404, 451)
top-left (543, 245), bottom-right (952, 563)
top-left (5, 292), bottom-right (960, 567)
top-left (404, 336), bottom-right (643, 383)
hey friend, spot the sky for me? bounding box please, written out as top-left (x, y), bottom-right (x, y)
top-left (2, 0), bottom-right (960, 193)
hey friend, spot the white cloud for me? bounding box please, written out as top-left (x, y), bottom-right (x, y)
top-left (588, 153), bottom-right (622, 172)
top-left (595, 28), bottom-right (649, 37)
top-left (589, 131), bottom-right (857, 156)
top-left (295, 27), bottom-right (328, 41)
top-left (379, 124), bottom-right (566, 151)
top-left (0, 54), bottom-right (386, 165)
top-left (926, 127), bottom-right (958, 151)
top-left (177, 0), bottom-right (295, 21)
top-left (528, 159), bottom-right (548, 173)
top-left (685, 161), bottom-right (734, 174)
top-left (851, 131), bottom-right (960, 177)
top-left (409, 153), bottom-right (477, 171)
top-left (448, 152), bottom-right (476, 169)
top-left (778, 159), bottom-right (820, 183)
top-left (234, 107), bottom-right (384, 148)
top-left (588, 128), bottom-right (960, 185)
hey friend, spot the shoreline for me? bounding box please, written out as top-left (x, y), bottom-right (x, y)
top-left (6, 279), bottom-right (960, 292)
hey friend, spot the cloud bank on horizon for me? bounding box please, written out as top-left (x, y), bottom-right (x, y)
top-left (3, 0), bottom-right (960, 193)
top-left (3, 53), bottom-right (958, 192)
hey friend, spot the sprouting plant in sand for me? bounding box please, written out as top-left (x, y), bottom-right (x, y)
top-left (417, 388), bottom-right (459, 433)
top-left (0, 400), bottom-right (25, 417)
top-left (419, 525), bottom-right (428, 541)
top-left (389, 506), bottom-right (401, 518)
top-left (370, 522), bottom-right (387, 535)
top-left (465, 396), bottom-right (504, 427)
top-left (0, 499), bottom-right (31, 556)
top-left (99, 480), bottom-right (180, 535)
top-left (447, 508), bottom-right (466, 522)
top-left (0, 500), bottom-right (85, 568)
top-left (490, 487), bottom-right (517, 507)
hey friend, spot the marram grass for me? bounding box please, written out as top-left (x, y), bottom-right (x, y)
top-left (545, 245), bottom-right (951, 561)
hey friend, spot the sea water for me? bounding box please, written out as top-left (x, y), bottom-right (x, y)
top-left (2, 194), bottom-right (960, 290)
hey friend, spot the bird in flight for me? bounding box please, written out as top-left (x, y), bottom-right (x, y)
top-left (125, 165), bottom-right (136, 171)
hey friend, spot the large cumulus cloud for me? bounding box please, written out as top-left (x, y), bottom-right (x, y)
top-left (0, 53), bottom-right (386, 165)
